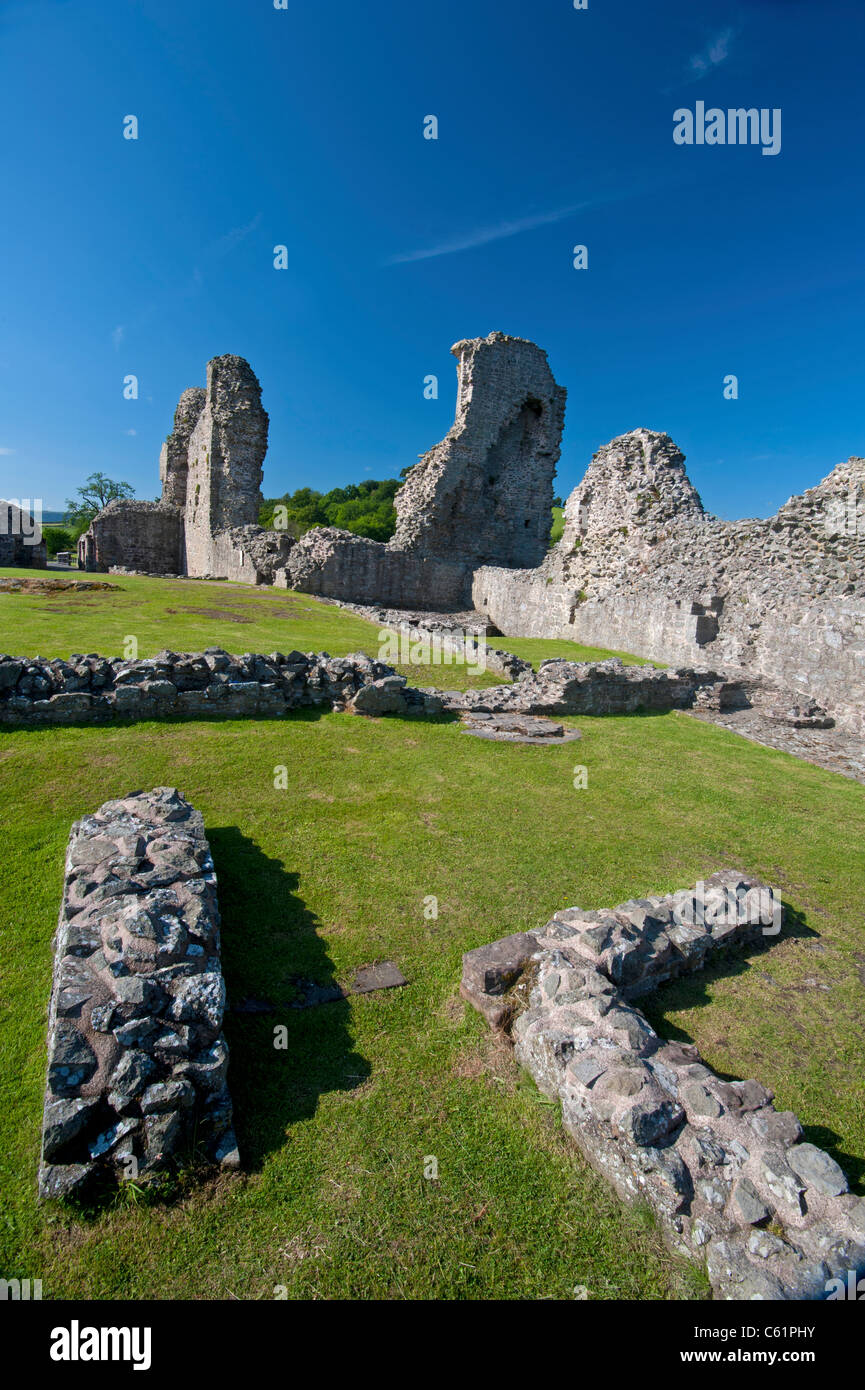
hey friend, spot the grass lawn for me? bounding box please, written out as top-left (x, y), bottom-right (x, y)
top-left (0, 568), bottom-right (644, 692)
top-left (1, 568), bottom-right (863, 1300)
top-left (1, 703), bottom-right (864, 1300)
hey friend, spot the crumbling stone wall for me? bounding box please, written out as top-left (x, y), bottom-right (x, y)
top-left (0, 648), bottom-right (441, 726)
top-left (461, 873), bottom-right (865, 1300)
top-left (208, 524), bottom-right (295, 586)
top-left (158, 387), bottom-right (206, 509)
top-left (281, 331), bottom-right (567, 607)
top-left (39, 787), bottom-right (238, 1199)
top-left (437, 656), bottom-right (750, 717)
top-left (0, 647), bottom-right (755, 728)
top-left (277, 526), bottom-right (471, 607)
top-left (77, 500), bottom-right (183, 574)
top-left (473, 430), bottom-right (865, 734)
top-left (392, 331), bottom-right (567, 566)
top-left (79, 356), bottom-right (284, 581)
top-left (0, 501), bottom-right (47, 568)
top-left (183, 356), bottom-right (269, 578)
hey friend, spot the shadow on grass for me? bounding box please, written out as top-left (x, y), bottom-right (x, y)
top-left (640, 903), bottom-right (865, 1191)
top-left (0, 702), bottom-right (463, 738)
top-left (210, 825), bottom-right (371, 1172)
top-left (641, 902), bottom-right (818, 1048)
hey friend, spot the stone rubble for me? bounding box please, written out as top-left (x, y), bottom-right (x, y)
top-left (460, 712), bottom-right (582, 744)
top-left (437, 656), bottom-right (750, 717)
top-left (460, 871), bottom-right (865, 1301)
top-left (0, 648), bottom-right (438, 726)
top-left (39, 788), bottom-right (238, 1199)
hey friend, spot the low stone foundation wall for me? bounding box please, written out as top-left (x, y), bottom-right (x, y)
top-left (461, 872), bottom-right (865, 1300)
top-left (0, 648), bottom-right (420, 726)
top-left (439, 657), bottom-right (750, 717)
top-left (39, 788), bottom-right (238, 1199)
top-left (0, 649), bottom-right (753, 728)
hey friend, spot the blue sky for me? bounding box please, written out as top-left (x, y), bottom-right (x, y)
top-left (1, 0), bottom-right (863, 519)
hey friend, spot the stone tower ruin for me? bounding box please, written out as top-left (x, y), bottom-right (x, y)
top-left (283, 331), bottom-right (567, 605)
top-left (159, 387), bottom-right (205, 509)
top-left (392, 332), bottom-right (567, 568)
top-left (174, 356), bottom-right (269, 576)
top-left (80, 355), bottom-right (290, 583)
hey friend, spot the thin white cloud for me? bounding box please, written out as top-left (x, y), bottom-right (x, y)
top-left (385, 186), bottom-right (656, 266)
top-left (208, 212), bottom-right (263, 260)
top-left (688, 27), bottom-right (735, 78)
top-left (0, 447), bottom-right (15, 455)
top-left (124, 429), bottom-right (137, 436)
top-left (112, 325), bottom-right (125, 350)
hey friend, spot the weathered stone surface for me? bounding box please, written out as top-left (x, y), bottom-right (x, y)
top-left (0, 500), bottom-right (47, 568)
top-left (282, 332), bottom-right (566, 607)
top-left (159, 387), bottom-right (206, 509)
top-left (732, 1177), bottom-right (772, 1226)
top-left (393, 332), bottom-right (566, 567)
top-left (351, 962), bottom-right (408, 994)
top-left (473, 430), bottom-right (865, 736)
top-left (281, 527), bottom-right (471, 610)
top-left (38, 788), bottom-right (237, 1198)
top-left (439, 657), bottom-right (744, 723)
top-left (77, 500), bottom-right (183, 576)
top-left (79, 356), bottom-right (287, 584)
top-left (349, 674), bottom-right (409, 716)
top-left (460, 873), bottom-right (864, 1301)
top-left (183, 355), bottom-right (269, 578)
top-left (787, 1143), bottom-right (848, 1198)
top-left (0, 649), bottom-right (425, 726)
top-left (460, 711), bottom-right (582, 744)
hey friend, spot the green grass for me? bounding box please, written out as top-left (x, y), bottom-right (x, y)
top-left (2, 568), bottom-right (862, 1299)
top-left (1, 705), bottom-right (864, 1299)
top-left (0, 568), bottom-right (650, 690)
top-left (487, 634), bottom-right (661, 667)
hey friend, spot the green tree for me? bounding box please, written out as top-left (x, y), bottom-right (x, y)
top-left (260, 477), bottom-right (400, 542)
top-left (65, 473), bottom-right (135, 537)
top-left (42, 525), bottom-right (74, 558)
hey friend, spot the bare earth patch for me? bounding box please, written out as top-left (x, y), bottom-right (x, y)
top-left (0, 577), bottom-right (120, 595)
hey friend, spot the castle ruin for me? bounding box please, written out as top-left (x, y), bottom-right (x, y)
top-left (76, 333), bottom-right (864, 735)
top-left (279, 330), bottom-right (567, 605)
top-left (472, 428), bottom-right (865, 736)
top-left (79, 355), bottom-right (292, 583)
